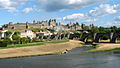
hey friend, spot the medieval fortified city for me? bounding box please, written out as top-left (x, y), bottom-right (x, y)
top-left (0, 0), bottom-right (120, 68)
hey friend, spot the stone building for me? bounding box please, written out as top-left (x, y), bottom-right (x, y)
top-left (2, 19), bottom-right (94, 31)
top-left (19, 30), bottom-right (36, 39)
top-left (2, 19), bottom-right (57, 29)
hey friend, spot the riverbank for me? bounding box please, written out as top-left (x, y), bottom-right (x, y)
top-left (85, 43), bottom-right (120, 52)
top-left (0, 40), bottom-right (69, 49)
top-left (0, 40), bottom-right (82, 59)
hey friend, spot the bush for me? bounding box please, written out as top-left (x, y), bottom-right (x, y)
top-left (20, 37), bottom-right (29, 44)
top-left (101, 35), bottom-right (109, 40)
top-left (0, 41), bottom-right (8, 47)
top-left (43, 36), bottom-right (48, 39)
top-left (12, 35), bottom-right (21, 44)
top-left (27, 37), bottom-right (32, 43)
top-left (32, 38), bottom-right (38, 42)
top-left (4, 37), bottom-right (11, 44)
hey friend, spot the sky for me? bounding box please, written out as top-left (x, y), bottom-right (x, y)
top-left (0, 0), bottom-right (120, 27)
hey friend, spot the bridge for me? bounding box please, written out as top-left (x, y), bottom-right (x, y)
top-left (36, 33), bottom-right (81, 40)
top-left (36, 32), bottom-right (120, 43)
top-left (80, 33), bottom-right (120, 43)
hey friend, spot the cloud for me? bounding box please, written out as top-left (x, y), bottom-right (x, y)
top-left (62, 13), bottom-right (85, 21)
top-left (83, 18), bottom-right (97, 23)
top-left (105, 22), bottom-right (120, 27)
top-left (114, 16), bottom-right (120, 21)
top-left (22, 8), bottom-right (33, 13)
top-left (88, 4), bottom-right (120, 17)
top-left (37, 0), bottom-right (109, 12)
top-left (22, 6), bottom-right (41, 13)
top-left (0, 0), bottom-right (28, 12)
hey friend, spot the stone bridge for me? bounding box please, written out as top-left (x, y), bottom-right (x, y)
top-left (80, 33), bottom-right (120, 43)
top-left (37, 33), bottom-right (81, 40)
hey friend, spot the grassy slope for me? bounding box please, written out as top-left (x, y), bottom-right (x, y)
top-left (0, 40), bottom-right (69, 49)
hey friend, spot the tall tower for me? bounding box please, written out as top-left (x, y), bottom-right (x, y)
top-left (81, 23), bottom-right (85, 29)
top-left (33, 20), bottom-right (36, 24)
top-left (9, 22), bottom-right (13, 25)
top-left (26, 22), bottom-right (29, 29)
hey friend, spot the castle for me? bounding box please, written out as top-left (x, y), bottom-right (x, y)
top-left (2, 19), bottom-right (94, 31)
top-left (2, 19), bottom-right (58, 30)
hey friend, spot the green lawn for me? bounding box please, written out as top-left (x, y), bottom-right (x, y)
top-left (0, 40), bottom-right (69, 49)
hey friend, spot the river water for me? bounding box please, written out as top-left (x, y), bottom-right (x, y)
top-left (0, 46), bottom-right (120, 68)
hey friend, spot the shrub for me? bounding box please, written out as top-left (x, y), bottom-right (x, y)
top-left (32, 38), bottom-right (38, 42)
top-left (0, 41), bottom-right (8, 47)
top-left (101, 35), bottom-right (109, 40)
top-left (20, 37), bottom-right (29, 44)
top-left (12, 35), bottom-right (21, 44)
top-left (4, 37), bottom-right (11, 44)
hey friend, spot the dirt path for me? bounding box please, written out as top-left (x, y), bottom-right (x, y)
top-left (0, 40), bottom-right (82, 59)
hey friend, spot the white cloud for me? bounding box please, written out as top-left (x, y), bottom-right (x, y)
top-left (37, 0), bottom-right (109, 12)
top-left (0, 0), bottom-right (28, 12)
top-left (104, 21), bottom-right (120, 27)
top-left (22, 6), bottom-right (41, 13)
top-left (88, 4), bottom-right (120, 17)
top-left (83, 18), bottom-right (97, 23)
top-left (58, 3), bottom-right (120, 23)
top-left (63, 13), bottom-right (85, 21)
top-left (114, 16), bottom-right (120, 21)
top-left (22, 8), bottom-right (33, 14)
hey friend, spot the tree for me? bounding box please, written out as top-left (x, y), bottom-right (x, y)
top-left (14, 32), bottom-right (21, 35)
top-left (20, 37), bottom-right (28, 44)
top-left (32, 37), bottom-right (38, 42)
top-left (4, 37), bottom-right (11, 44)
top-left (111, 26), bottom-right (118, 32)
top-left (12, 35), bottom-right (21, 44)
top-left (83, 26), bottom-right (89, 31)
top-left (27, 36), bottom-right (32, 43)
top-left (4, 37), bottom-right (11, 41)
top-left (0, 32), bottom-right (2, 35)
top-left (0, 32), bottom-right (2, 39)
top-left (90, 26), bottom-right (99, 33)
top-left (98, 27), bottom-right (110, 33)
top-left (5, 31), bottom-right (12, 37)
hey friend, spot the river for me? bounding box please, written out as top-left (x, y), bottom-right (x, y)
top-left (0, 46), bottom-right (120, 68)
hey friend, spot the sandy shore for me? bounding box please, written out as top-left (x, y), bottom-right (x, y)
top-left (86, 43), bottom-right (120, 52)
top-left (0, 40), bottom-right (82, 59)
top-left (96, 43), bottom-right (120, 51)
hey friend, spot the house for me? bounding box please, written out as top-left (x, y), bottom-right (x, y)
top-left (0, 30), bottom-right (8, 39)
top-left (19, 30), bottom-right (36, 39)
top-left (36, 31), bottom-right (52, 36)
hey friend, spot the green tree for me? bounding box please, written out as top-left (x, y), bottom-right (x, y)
top-left (20, 37), bottom-right (28, 44)
top-left (98, 27), bottom-right (110, 33)
top-left (4, 37), bottom-right (11, 41)
top-left (90, 26), bottom-right (99, 33)
top-left (83, 26), bottom-right (89, 31)
top-left (5, 31), bottom-right (12, 37)
top-left (14, 32), bottom-right (21, 35)
top-left (111, 26), bottom-right (118, 32)
top-left (12, 35), bottom-right (21, 44)
top-left (0, 32), bottom-right (2, 39)
top-left (32, 37), bottom-right (38, 42)
top-left (4, 37), bottom-right (11, 44)
top-left (27, 36), bottom-right (32, 43)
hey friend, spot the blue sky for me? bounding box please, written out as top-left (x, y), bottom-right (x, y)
top-left (0, 0), bottom-right (120, 27)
